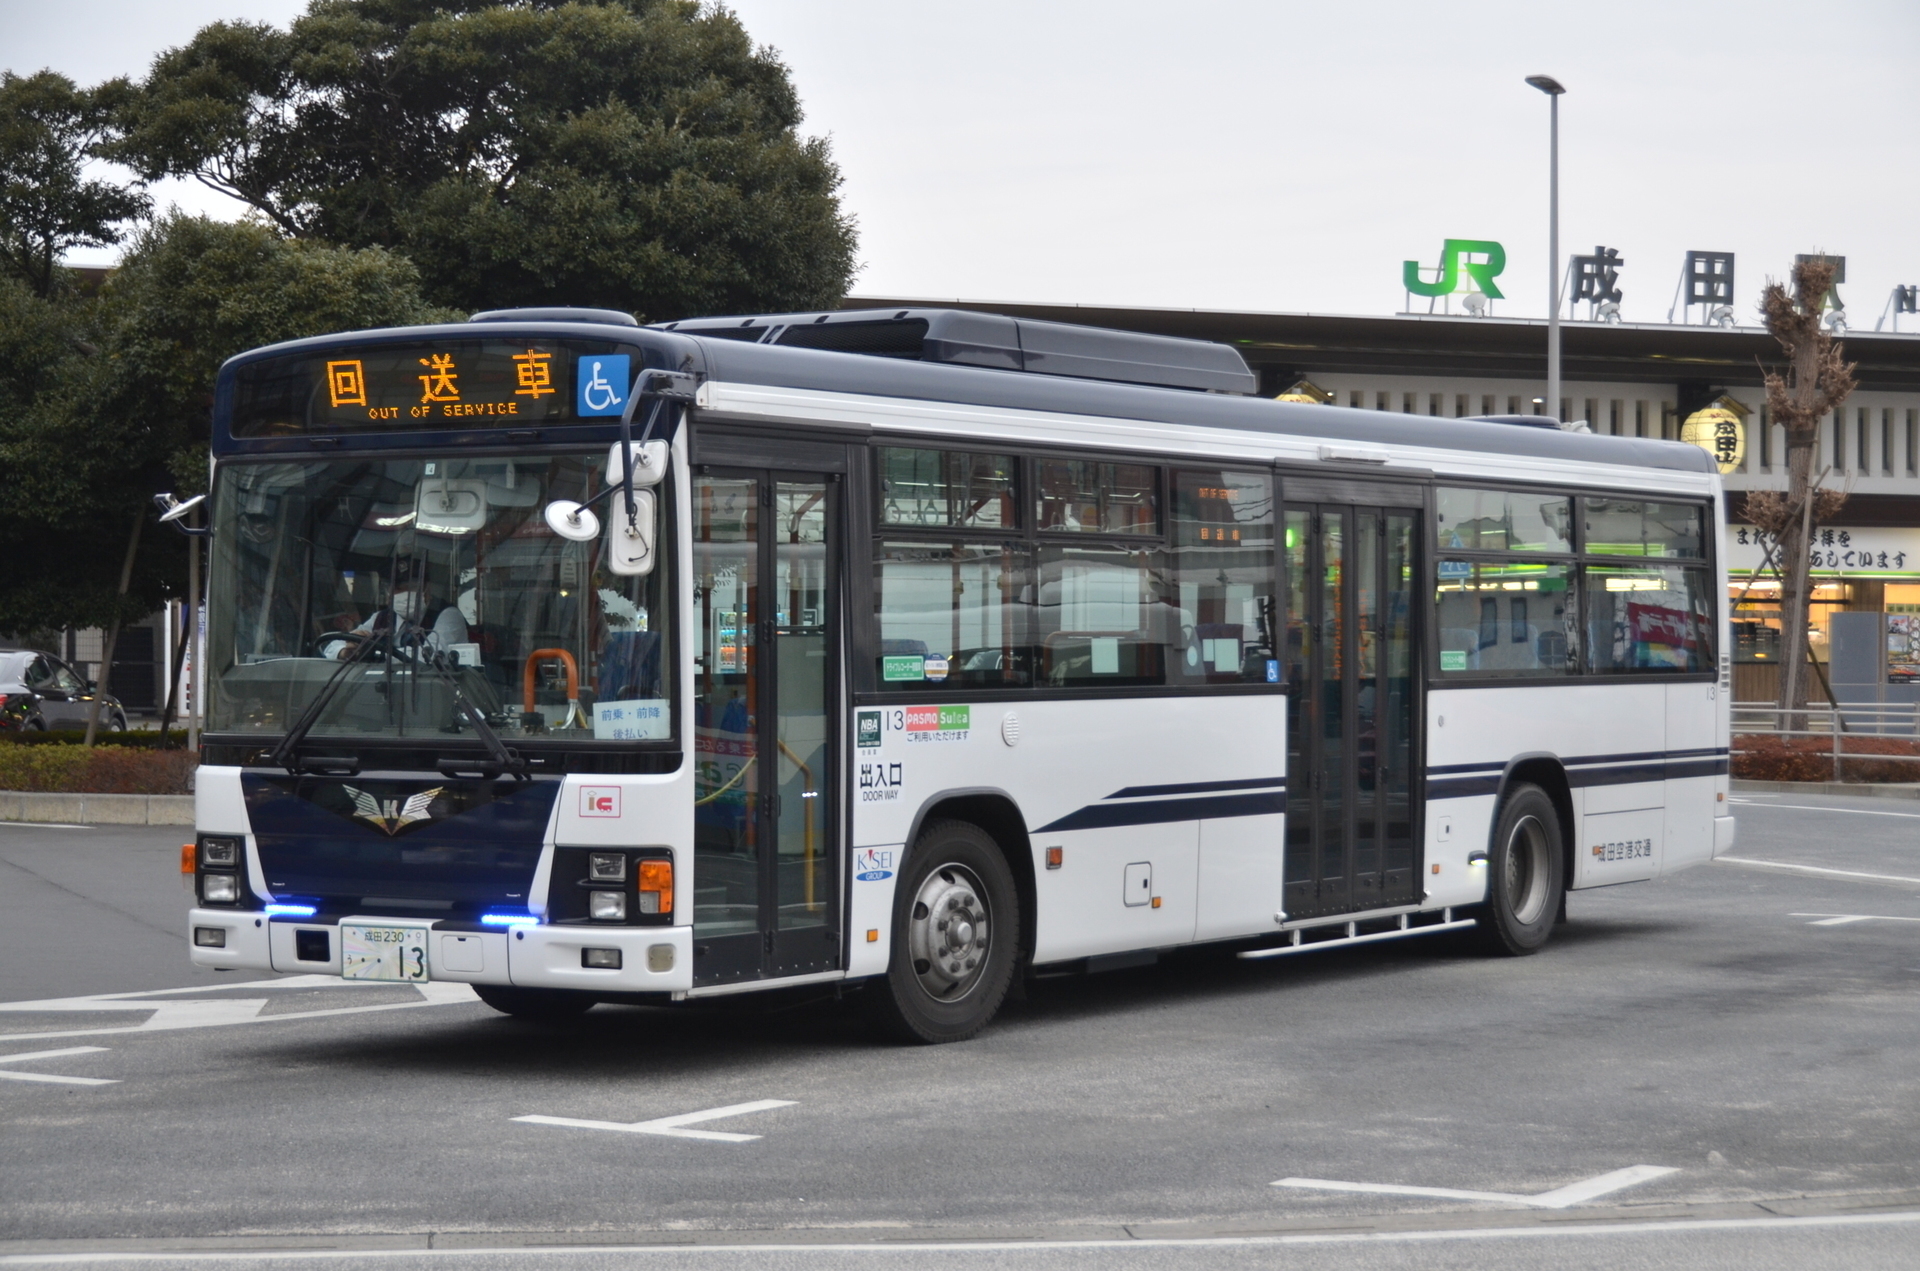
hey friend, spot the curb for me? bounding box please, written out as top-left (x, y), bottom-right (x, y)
top-left (0, 791), bottom-right (194, 826)
top-left (1731, 779), bottom-right (1920, 801)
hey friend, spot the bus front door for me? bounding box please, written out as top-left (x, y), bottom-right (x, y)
top-left (1284, 501), bottom-right (1420, 921)
top-left (691, 470), bottom-right (841, 987)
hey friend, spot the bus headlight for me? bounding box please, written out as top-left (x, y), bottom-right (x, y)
top-left (589, 890), bottom-right (627, 921)
top-left (587, 853), bottom-right (625, 882)
top-left (201, 873), bottom-right (240, 905)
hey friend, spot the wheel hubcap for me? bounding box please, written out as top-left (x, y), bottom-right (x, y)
top-left (906, 864), bottom-right (990, 1001)
top-left (1505, 814), bottom-right (1552, 925)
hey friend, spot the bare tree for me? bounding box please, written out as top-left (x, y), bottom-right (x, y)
top-left (1744, 258), bottom-right (1856, 714)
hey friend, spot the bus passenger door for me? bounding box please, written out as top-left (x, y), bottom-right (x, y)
top-left (1284, 498), bottom-right (1421, 921)
top-left (691, 468), bottom-right (842, 987)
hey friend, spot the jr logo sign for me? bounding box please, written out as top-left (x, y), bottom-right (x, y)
top-left (1404, 239), bottom-right (1507, 299)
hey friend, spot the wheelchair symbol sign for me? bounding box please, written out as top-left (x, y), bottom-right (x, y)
top-left (576, 354), bottom-right (630, 417)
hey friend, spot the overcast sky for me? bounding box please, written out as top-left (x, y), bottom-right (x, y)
top-left (8, 0), bottom-right (1918, 325)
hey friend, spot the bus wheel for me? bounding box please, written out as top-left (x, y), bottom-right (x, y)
top-left (472, 984), bottom-right (597, 1020)
top-left (870, 820), bottom-right (1020, 1044)
top-left (1478, 783), bottom-right (1564, 956)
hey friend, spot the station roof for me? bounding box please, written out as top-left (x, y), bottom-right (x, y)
top-left (843, 296), bottom-right (1920, 394)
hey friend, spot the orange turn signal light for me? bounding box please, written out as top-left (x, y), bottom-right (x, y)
top-left (866, 929), bottom-right (879, 943)
top-left (638, 859), bottom-right (673, 914)
top-left (1045, 847), bottom-right (1063, 870)
top-left (180, 844), bottom-right (196, 875)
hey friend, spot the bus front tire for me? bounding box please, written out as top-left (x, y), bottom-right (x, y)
top-left (472, 984), bottom-right (597, 1020)
top-left (1477, 783), bottom-right (1565, 957)
top-left (869, 820), bottom-right (1021, 1045)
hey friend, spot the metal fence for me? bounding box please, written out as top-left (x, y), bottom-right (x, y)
top-left (1732, 701), bottom-right (1920, 783)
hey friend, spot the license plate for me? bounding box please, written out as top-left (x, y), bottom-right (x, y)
top-left (340, 923), bottom-right (430, 982)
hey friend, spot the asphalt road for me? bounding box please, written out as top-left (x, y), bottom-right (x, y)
top-left (2, 792), bottom-right (1918, 1269)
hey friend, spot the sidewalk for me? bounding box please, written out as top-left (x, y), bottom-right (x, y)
top-left (0, 792), bottom-right (194, 825)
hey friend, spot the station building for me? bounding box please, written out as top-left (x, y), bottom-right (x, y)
top-left (850, 297), bottom-right (1920, 705)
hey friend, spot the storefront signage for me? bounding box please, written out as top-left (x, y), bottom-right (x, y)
top-left (1729, 526), bottom-right (1920, 577)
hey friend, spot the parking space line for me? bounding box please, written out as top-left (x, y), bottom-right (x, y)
top-left (515, 1098), bottom-right (797, 1142)
top-left (1717, 857), bottom-right (1920, 886)
top-left (1728, 802), bottom-right (1920, 819)
top-left (1793, 912), bottom-right (1920, 926)
top-left (1273, 1164), bottom-right (1677, 1209)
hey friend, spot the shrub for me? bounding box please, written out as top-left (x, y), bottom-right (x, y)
top-left (0, 743), bottom-right (196, 794)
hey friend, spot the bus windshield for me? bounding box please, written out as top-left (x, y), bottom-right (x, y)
top-left (207, 454), bottom-right (672, 746)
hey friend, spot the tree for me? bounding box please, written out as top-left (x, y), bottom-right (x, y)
top-left (1745, 257), bottom-right (1856, 715)
top-left (111, 0), bottom-right (858, 319)
top-left (0, 215), bottom-right (451, 735)
top-left (0, 70), bottom-right (149, 299)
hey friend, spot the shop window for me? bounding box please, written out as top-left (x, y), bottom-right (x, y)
top-left (1434, 560), bottom-right (1575, 675)
top-left (1483, 394), bottom-right (1497, 416)
top-left (1436, 488), bottom-right (1573, 553)
top-left (1585, 565), bottom-right (1713, 673)
top-left (1584, 399), bottom-right (1598, 431)
top-left (1508, 396), bottom-right (1522, 415)
top-left (1350, 390), bottom-right (1364, 409)
top-left (1609, 400), bottom-right (1623, 436)
top-left (877, 447), bottom-right (1016, 529)
top-left (1635, 401), bottom-right (1648, 437)
top-left (1376, 392), bottom-right (1390, 411)
top-left (1908, 410), bottom-right (1918, 476)
top-left (1858, 408), bottom-right (1872, 477)
top-left (1456, 394), bottom-right (1470, 418)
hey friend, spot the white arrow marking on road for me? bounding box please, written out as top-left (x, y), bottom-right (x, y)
top-left (1793, 912), bottom-right (1920, 927)
top-left (0, 1045), bottom-right (116, 1086)
top-left (0, 980), bottom-right (476, 1041)
top-left (1273, 1165), bottom-right (1677, 1209)
top-left (515, 1099), bottom-right (796, 1142)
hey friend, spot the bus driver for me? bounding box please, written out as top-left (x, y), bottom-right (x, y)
top-left (321, 557), bottom-right (468, 659)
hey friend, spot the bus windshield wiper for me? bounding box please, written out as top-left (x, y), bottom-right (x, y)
top-left (270, 628), bottom-right (389, 774)
top-left (397, 633), bottom-right (528, 781)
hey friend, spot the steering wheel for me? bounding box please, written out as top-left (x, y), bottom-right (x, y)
top-left (314, 631), bottom-right (373, 660)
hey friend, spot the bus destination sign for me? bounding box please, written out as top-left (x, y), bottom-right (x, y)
top-left (228, 339), bottom-right (636, 437)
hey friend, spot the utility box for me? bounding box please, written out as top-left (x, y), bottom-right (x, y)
top-left (1123, 861), bottom-right (1153, 907)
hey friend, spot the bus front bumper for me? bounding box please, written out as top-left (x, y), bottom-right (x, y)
top-left (187, 909), bottom-right (693, 993)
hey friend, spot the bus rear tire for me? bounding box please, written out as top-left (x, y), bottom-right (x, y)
top-left (1477, 783), bottom-right (1564, 957)
top-left (869, 820), bottom-right (1020, 1045)
top-left (472, 984), bottom-right (597, 1020)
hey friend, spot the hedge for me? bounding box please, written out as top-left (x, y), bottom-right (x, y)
top-left (1733, 733), bottom-right (1920, 784)
top-left (0, 744), bottom-right (198, 795)
top-left (0, 729), bottom-right (191, 749)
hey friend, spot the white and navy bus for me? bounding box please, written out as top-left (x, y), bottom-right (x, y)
top-left (183, 306), bottom-right (1734, 1042)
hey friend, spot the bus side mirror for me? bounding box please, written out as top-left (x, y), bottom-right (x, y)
top-left (608, 440), bottom-right (668, 488)
top-left (604, 487), bottom-right (656, 577)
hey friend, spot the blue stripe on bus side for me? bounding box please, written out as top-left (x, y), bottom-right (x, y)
top-left (1034, 790), bottom-right (1288, 833)
top-left (1427, 749), bottom-right (1730, 800)
top-left (1106, 776), bottom-right (1286, 799)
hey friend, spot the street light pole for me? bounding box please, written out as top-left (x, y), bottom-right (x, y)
top-left (1527, 74), bottom-right (1566, 422)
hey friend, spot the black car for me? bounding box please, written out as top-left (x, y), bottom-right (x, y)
top-left (0, 650), bottom-right (127, 732)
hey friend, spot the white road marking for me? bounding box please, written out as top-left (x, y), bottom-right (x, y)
top-left (0, 1045), bottom-right (115, 1086)
top-left (0, 980), bottom-right (477, 1041)
top-left (515, 1098), bottom-right (797, 1142)
top-left (1793, 912), bottom-right (1920, 927)
top-left (1716, 857), bottom-right (1920, 886)
top-left (3, 1209), bottom-right (1918, 1263)
top-left (1273, 1165), bottom-right (1677, 1209)
top-left (1729, 802), bottom-right (1920, 819)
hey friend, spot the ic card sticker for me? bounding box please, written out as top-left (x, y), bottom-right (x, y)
top-left (902, 704), bottom-right (969, 743)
